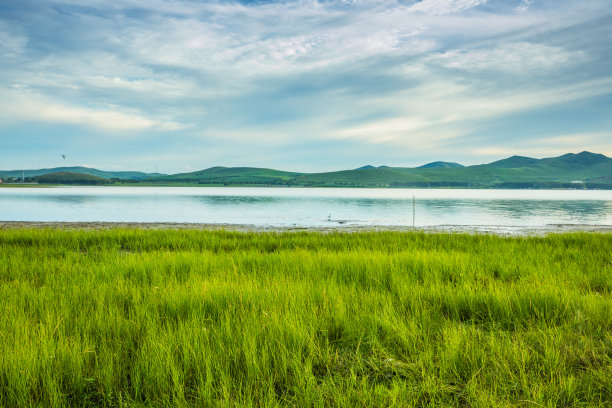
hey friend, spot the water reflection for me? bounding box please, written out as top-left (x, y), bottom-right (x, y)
top-left (0, 187), bottom-right (610, 227)
top-left (418, 199), bottom-right (612, 221)
top-left (30, 195), bottom-right (93, 206)
top-left (187, 195), bottom-right (284, 206)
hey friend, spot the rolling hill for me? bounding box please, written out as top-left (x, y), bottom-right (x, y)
top-left (418, 161), bottom-right (464, 169)
top-left (37, 172), bottom-right (110, 185)
top-left (486, 155), bottom-right (540, 168)
top-left (0, 166), bottom-right (163, 180)
top-left (290, 151), bottom-right (612, 188)
top-left (150, 166), bottom-right (304, 185)
top-left (2, 151), bottom-right (610, 188)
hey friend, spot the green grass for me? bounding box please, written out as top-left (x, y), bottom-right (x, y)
top-left (0, 229), bottom-right (610, 407)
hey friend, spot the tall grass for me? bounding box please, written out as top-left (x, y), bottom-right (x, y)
top-left (0, 229), bottom-right (610, 407)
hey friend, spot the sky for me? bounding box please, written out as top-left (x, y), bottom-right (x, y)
top-left (1, 0), bottom-right (611, 173)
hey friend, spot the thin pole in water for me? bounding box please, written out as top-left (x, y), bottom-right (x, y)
top-left (413, 195), bottom-right (415, 227)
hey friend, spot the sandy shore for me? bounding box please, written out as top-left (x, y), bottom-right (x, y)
top-left (1, 221), bottom-right (611, 236)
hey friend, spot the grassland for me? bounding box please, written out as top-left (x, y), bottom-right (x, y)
top-left (0, 229), bottom-right (610, 407)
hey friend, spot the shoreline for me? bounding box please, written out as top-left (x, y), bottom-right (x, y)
top-left (1, 183), bottom-right (611, 190)
top-left (1, 221), bottom-right (611, 235)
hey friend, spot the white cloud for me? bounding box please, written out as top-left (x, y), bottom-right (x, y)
top-left (408, 0), bottom-right (487, 15)
top-left (0, 0), bottom-right (592, 103)
top-left (116, 11), bottom-right (436, 79)
top-left (472, 132), bottom-right (612, 157)
top-left (327, 77), bottom-right (612, 148)
top-left (428, 42), bottom-right (586, 72)
top-left (517, 0), bottom-right (534, 13)
top-left (332, 117), bottom-right (466, 151)
top-left (0, 88), bottom-right (187, 132)
top-left (0, 22), bottom-right (28, 58)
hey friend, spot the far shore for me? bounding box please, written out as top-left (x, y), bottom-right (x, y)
top-left (1, 221), bottom-right (610, 236)
top-left (1, 183), bottom-right (611, 190)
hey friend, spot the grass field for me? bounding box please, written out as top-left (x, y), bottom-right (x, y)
top-left (0, 229), bottom-right (610, 407)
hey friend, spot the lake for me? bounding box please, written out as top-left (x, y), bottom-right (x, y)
top-left (1, 187), bottom-right (611, 231)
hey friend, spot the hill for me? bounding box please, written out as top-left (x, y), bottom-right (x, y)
top-left (2, 151), bottom-right (611, 188)
top-left (291, 151), bottom-right (612, 188)
top-left (0, 166), bottom-right (162, 180)
top-left (486, 155), bottom-right (540, 168)
top-left (37, 172), bottom-right (110, 185)
top-left (151, 166), bottom-right (303, 185)
top-left (418, 161), bottom-right (464, 169)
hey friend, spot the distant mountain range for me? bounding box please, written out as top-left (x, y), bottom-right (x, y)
top-left (0, 166), bottom-right (163, 180)
top-left (1, 151), bottom-right (611, 189)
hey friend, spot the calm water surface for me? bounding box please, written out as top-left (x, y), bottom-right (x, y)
top-left (1, 187), bottom-right (611, 228)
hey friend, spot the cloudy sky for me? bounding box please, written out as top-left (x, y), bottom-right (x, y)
top-left (1, 0), bottom-right (611, 173)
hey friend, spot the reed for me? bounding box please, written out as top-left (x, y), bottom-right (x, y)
top-left (0, 229), bottom-right (610, 407)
